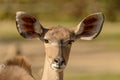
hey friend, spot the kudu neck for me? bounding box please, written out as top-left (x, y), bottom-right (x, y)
top-left (41, 56), bottom-right (63, 80)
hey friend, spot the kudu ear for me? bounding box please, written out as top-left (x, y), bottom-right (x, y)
top-left (16, 11), bottom-right (44, 39)
top-left (74, 13), bottom-right (104, 40)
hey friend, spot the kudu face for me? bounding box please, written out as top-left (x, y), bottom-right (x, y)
top-left (16, 11), bottom-right (104, 72)
top-left (43, 27), bottom-right (74, 71)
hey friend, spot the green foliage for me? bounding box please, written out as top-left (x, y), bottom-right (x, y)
top-left (98, 0), bottom-right (120, 22)
top-left (0, 0), bottom-right (120, 21)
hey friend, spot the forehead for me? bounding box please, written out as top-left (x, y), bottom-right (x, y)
top-left (45, 26), bottom-right (72, 40)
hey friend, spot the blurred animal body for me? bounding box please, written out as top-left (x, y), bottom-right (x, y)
top-left (0, 56), bottom-right (34, 80)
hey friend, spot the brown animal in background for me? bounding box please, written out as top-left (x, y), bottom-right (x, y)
top-left (16, 11), bottom-right (104, 80)
top-left (0, 56), bottom-right (34, 80)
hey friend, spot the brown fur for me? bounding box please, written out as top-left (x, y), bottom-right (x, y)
top-left (45, 26), bottom-right (73, 41)
top-left (0, 56), bottom-right (34, 80)
top-left (5, 56), bottom-right (32, 75)
top-left (83, 16), bottom-right (98, 24)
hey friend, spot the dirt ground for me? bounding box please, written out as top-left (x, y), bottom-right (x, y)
top-left (0, 40), bottom-right (120, 75)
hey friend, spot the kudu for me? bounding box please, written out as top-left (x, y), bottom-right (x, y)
top-left (16, 11), bottom-right (104, 80)
top-left (0, 11), bottom-right (104, 80)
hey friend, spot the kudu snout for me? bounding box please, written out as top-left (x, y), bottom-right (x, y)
top-left (52, 57), bottom-right (66, 70)
top-left (54, 57), bottom-right (65, 67)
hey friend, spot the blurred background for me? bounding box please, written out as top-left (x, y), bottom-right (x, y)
top-left (0, 0), bottom-right (120, 80)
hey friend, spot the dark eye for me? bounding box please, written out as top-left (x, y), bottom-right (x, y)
top-left (68, 40), bottom-right (74, 44)
top-left (44, 39), bottom-right (49, 43)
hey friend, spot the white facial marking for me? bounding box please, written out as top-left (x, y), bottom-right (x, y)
top-left (51, 63), bottom-right (66, 72)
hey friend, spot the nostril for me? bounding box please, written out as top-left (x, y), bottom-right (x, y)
top-left (54, 58), bottom-right (65, 66)
top-left (61, 60), bottom-right (65, 65)
top-left (54, 59), bottom-right (59, 63)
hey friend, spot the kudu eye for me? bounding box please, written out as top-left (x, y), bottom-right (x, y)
top-left (44, 39), bottom-right (49, 43)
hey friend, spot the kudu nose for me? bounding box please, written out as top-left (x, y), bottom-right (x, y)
top-left (54, 58), bottom-right (65, 66)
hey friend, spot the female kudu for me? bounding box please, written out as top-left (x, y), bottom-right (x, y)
top-left (0, 11), bottom-right (104, 80)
